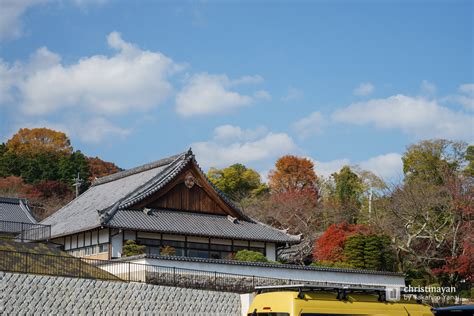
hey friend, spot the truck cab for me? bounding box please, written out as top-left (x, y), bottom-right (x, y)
top-left (247, 285), bottom-right (434, 316)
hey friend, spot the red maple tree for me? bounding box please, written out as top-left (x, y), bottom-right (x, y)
top-left (313, 222), bottom-right (370, 262)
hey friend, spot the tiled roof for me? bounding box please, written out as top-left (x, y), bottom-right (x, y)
top-left (42, 152), bottom-right (187, 237)
top-left (0, 197), bottom-right (36, 224)
top-left (107, 209), bottom-right (300, 243)
top-left (42, 150), bottom-right (298, 244)
top-left (119, 253), bottom-right (405, 277)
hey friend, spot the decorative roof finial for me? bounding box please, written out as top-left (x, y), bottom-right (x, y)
top-left (185, 147), bottom-right (194, 158)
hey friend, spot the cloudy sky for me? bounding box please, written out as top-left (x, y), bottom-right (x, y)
top-left (0, 0), bottom-right (473, 182)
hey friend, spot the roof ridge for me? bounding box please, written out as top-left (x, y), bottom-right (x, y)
top-left (117, 153), bottom-right (193, 210)
top-left (0, 197), bottom-right (26, 204)
top-left (92, 152), bottom-right (186, 186)
top-left (18, 199), bottom-right (37, 223)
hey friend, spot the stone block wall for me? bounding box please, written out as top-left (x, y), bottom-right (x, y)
top-left (0, 272), bottom-right (241, 315)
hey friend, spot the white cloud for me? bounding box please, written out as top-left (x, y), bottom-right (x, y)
top-left (313, 158), bottom-right (350, 178)
top-left (292, 111), bottom-right (326, 139)
top-left (0, 0), bottom-right (46, 41)
top-left (192, 125), bottom-right (297, 168)
top-left (213, 124), bottom-right (267, 143)
top-left (1, 32), bottom-right (182, 116)
top-left (281, 87), bottom-right (303, 102)
top-left (76, 117), bottom-right (130, 143)
top-left (73, 0), bottom-right (107, 7)
top-left (254, 90), bottom-right (271, 101)
top-left (353, 82), bottom-right (375, 96)
top-left (332, 94), bottom-right (474, 140)
top-left (420, 80), bottom-right (436, 94)
top-left (358, 153), bottom-right (403, 180)
top-left (231, 75), bottom-right (264, 86)
top-left (313, 153), bottom-right (403, 180)
top-left (176, 73), bottom-right (261, 116)
top-left (459, 83), bottom-right (474, 95)
top-left (17, 116), bottom-right (130, 144)
top-left (455, 83), bottom-right (474, 111)
top-left (0, 0), bottom-right (106, 42)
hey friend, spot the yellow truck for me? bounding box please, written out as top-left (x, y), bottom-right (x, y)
top-left (247, 285), bottom-right (434, 316)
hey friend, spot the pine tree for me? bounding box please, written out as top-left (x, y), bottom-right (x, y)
top-left (344, 234), bottom-right (366, 269)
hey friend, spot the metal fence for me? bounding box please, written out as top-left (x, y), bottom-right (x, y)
top-left (0, 250), bottom-right (335, 293)
top-left (0, 220), bottom-right (51, 241)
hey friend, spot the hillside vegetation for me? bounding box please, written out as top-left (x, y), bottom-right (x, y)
top-left (0, 128), bottom-right (122, 220)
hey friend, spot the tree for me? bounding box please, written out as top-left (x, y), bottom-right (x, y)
top-left (344, 234), bottom-right (395, 271)
top-left (464, 145), bottom-right (474, 177)
top-left (6, 128), bottom-right (73, 156)
top-left (313, 222), bottom-right (369, 263)
top-left (247, 189), bottom-right (320, 238)
top-left (402, 139), bottom-right (466, 185)
top-left (58, 150), bottom-right (91, 191)
top-left (207, 164), bottom-right (268, 208)
top-left (268, 155), bottom-right (318, 193)
top-left (329, 166), bottom-right (364, 223)
top-left (87, 157), bottom-right (122, 181)
top-left (122, 240), bottom-right (146, 257)
top-left (233, 250), bottom-right (269, 263)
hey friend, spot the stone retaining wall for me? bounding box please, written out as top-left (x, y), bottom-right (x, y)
top-left (0, 272), bottom-right (241, 315)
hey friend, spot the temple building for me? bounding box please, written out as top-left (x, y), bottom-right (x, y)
top-left (42, 150), bottom-right (299, 261)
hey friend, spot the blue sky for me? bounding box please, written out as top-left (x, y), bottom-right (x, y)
top-left (0, 0), bottom-right (473, 182)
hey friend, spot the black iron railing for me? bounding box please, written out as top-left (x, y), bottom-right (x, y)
top-left (0, 220), bottom-right (51, 241)
top-left (0, 250), bottom-right (336, 293)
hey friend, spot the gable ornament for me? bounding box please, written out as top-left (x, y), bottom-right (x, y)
top-left (184, 173), bottom-right (196, 189)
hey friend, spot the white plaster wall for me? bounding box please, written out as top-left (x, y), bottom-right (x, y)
top-left (111, 232), bottom-right (123, 258)
top-left (136, 258), bottom-right (405, 288)
top-left (99, 228), bottom-right (109, 243)
top-left (266, 243), bottom-right (276, 261)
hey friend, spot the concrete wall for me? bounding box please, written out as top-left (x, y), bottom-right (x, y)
top-left (131, 257), bottom-right (405, 288)
top-left (0, 272), bottom-right (241, 315)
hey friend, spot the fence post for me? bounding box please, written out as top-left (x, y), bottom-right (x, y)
top-left (20, 222), bottom-right (24, 242)
top-left (252, 275), bottom-right (255, 289)
top-left (128, 262), bottom-right (131, 281)
top-left (214, 271), bottom-right (217, 290)
top-left (25, 253), bottom-right (28, 273)
top-left (173, 267), bottom-right (176, 286)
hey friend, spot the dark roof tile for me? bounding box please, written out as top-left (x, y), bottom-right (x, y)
top-left (107, 209), bottom-right (299, 243)
top-left (0, 197), bottom-right (36, 224)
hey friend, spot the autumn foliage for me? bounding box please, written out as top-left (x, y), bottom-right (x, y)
top-left (87, 157), bottom-right (122, 181)
top-left (6, 128), bottom-right (72, 156)
top-left (268, 155), bottom-right (318, 193)
top-left (313, 222), bottom-right (370, 262)
top-left (0, 128), bottom-right (121, 219)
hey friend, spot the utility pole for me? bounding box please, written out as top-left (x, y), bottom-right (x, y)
top-left (368, 189), bottom-right (373, 220)
top-left (72, 173), bottom-right (83, 198)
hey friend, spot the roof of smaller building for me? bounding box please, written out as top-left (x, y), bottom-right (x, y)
top-left (107, 209), bottom-right (300, 243)
top-left (117, 253), bottom-right (405, 277)
top-left (0, 197), bottom-right (36, 224)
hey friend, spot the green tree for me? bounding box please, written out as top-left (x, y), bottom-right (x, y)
top-left (402, 139), bottom-right (467, 184)
top-left (331, 166), bottom-right (363, 223)
top-left (122, 240), bottom-right (146, 257)
top-left (344, 234), bottom-right (366, 269)
top-left (58, 151), bottom-right (91, 191)
top-left (208, 164), bottom-right (268, 207)
top-left (344, 234), bottom-right (395, 271)
top-left (233, 250), bottom-right (269, 263)
top-left (464, 145), bottom-right (474, 177)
